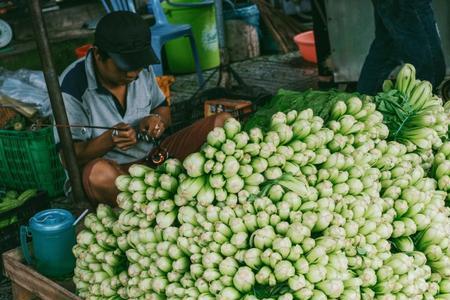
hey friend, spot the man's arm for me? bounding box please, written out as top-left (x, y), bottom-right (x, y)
top-left (69, 122), bottom-right (136, 166)
top-left (138, 69), bottom-right (172, 138)
top-left (139, 98), bottom-right (172, 138)
top-left (57, 92), bottom-right (108, 167)
top-left (152, 104), bottom-right (171, 127)
top-left (60, 135), bottom-right (113, 168)
top-left (73, 130), bottom-right (115, 166)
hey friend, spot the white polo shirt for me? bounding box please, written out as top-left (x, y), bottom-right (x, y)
top-left (56, 50), bottom-right (165, 164)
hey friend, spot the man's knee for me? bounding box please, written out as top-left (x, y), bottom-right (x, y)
top-left (214, 112), bottom-right (233, 128)
top-left (86, 159), bottom-right (121, 188)
top-left (82, 159), bottom-right (124, 207)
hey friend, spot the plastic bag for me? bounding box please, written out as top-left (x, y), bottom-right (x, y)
top-left (0, 68), bottom-right (52, 117)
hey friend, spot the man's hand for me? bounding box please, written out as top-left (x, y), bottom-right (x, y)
top-left (111, 123), bottom-right (137, 150)
top-left (139, 114), bottom-right (166, 139)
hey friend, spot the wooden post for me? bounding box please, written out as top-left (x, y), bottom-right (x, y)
top-left (11, 282), bottom-right (35, 300)
top-left (28, 0), bottom-right (86, 202)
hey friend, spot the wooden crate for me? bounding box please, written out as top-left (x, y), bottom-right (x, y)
top-left (2, 248), bottom-right (81, 300)
top-left (204, 98), bottom-right (253, 121)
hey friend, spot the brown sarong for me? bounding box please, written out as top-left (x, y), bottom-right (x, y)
top-left (161, 114), bottom-right (217, 161)
top-left (82, 115), bottom-right (219, 204)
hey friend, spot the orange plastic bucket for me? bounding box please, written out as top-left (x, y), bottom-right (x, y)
top-left (293, 31), bottom-right (317, 63)
top-left (75, 44), bottom-right (93, 59)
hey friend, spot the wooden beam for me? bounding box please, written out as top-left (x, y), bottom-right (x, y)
top-left (3, 248), bottom-right (80, 300)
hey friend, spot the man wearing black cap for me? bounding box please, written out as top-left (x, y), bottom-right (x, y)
top-left (58, 11), bottom-right (231, 206)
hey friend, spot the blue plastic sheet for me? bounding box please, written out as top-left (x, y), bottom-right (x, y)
top-left (0, 68), bottom-right (51, 117)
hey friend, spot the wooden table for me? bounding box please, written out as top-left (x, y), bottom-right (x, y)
top-left (2, 248), bottom-right (81, 300)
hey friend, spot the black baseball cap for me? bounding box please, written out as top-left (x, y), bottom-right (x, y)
top-left (94, 11), bottom-right (160, 71)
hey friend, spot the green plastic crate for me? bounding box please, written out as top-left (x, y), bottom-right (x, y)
top-left (0, 127), bottom-right (66, 197)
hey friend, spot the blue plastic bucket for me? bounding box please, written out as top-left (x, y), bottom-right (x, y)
top-left (223, 3), bottom-right (261, 61)
top-left (223, 3), bottom-right (260, 33)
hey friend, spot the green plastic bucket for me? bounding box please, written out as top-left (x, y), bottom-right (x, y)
top-left (162, 0), bottom-right (220, 74)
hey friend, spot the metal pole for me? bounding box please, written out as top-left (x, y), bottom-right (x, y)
top-left (28, 0), bottom-right (86, 202)
top-left (215, 0), bottom-right (226, 50)
top-left (214, 0), bottom-right (231, 88)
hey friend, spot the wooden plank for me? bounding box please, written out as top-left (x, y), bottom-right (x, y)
top-left (3, 248), bottom-right (81, 300)
top-left (11, 282), bottom-right (35, 300)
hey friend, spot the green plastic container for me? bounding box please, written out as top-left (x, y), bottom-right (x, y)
top-left (162, 0), bottom-right (220, 74)
top-left (0, 127), bottom-right (66, 197)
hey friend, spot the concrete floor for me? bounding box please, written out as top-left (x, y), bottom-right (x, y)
top-left (0, 51), bottom-right (319, 299)
top-left (168, 51), bottom-right (318, 131)
top-left (170, 51), bottom-right (318, 104)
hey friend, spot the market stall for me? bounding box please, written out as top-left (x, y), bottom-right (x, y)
top-left (2, 0), bottom-right (450, 299)
top-left (5, 62), bottom-right (450, 298)
top-left (65, 64), bottom-right (450, 299)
